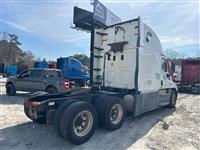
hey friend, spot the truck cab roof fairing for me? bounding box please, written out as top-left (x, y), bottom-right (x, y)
top-left (140, 21), bottom-right (162, 54)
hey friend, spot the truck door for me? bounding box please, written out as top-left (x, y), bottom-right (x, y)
top-left (28, 70), bottom-right (43, 91)
top-left (161, 58), bottom-right (171, 87)
top-left (69, 59), bottom-right (86, 79)
top-left (15, 69), bottom-right (32, 91)
top-left (159, 58), bottom-right (171, 105)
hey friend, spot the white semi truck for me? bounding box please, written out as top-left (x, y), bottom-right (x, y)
top-left (24, 17), bottom-right (178, 144)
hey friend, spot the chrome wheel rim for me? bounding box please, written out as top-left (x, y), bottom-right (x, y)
top-left (109, 104), bottom-right (123, 125)
top-left (73, 111), bottom-right (93, 137)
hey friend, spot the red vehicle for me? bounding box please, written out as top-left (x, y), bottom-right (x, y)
top-left (49, 63), bottom-right (57, 69)
top-left (176, 59), bottom-right (200, 93)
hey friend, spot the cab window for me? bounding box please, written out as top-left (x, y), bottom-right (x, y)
top-left (45, 71), bottom-right (57, 78)
top-left (57, 71), bottom-right (62, 78)
top-left (161, 59), bottom-right (167, 72)
top-left (21, 70), bottom-right (32, 78)
top-left (32, 70), bottom-right (43, 78)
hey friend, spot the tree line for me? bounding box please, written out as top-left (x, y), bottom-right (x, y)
top-left (1, 32), bottom-right (199, 69)
top-left (0, 32), bottom-right (35, 68)
top-left (164, 49), bottom-right (200, 60)
top-left (0, 32), bottom-right (90, 68)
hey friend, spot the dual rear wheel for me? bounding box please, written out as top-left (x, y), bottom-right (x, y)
top-left (95, 96), bottom-right (125, 130)
top-left (53, 96), bottom-right (125, 144)
top-left (55, 101), bottom-right (97, 145)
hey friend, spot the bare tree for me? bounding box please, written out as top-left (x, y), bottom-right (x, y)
top-left (164, 49), bottom-right (186, 60)
top-left (195, 50), bottom-right (200, 58)
top-left (0, 32), bottom-right (22, 65)
top-left (0, 32), bottom-right (36, 67)
top-left (70, 54), bottom-right (90, 67)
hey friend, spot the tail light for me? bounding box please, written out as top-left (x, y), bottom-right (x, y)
top-left (64, 81), bottom-right (70, 89)
top-left (26, 101), bottom-right (41, 107)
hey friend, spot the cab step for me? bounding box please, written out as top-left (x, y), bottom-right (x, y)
top-left (94, 47), bottom-right (104, 51)
top-left (94, 55), bottom-right (103, 58)
top-left (96, 75), bottom-right (102, 80)
top-left (93, 68), bottom-right (101, 71)
top-left (96, 32), bottom-right (108, 36)
top-left (93, 82), bottom-right (102, 85)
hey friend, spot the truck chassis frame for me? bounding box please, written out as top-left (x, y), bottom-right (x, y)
top-left (24, 87), bottom-right (177, 144)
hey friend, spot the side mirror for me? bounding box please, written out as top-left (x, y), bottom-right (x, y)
top-left (166, 73), bottom-right (170, 78)
top-left (17, 74), bottom-right (22, 78)
top-left (173, 73), bottom-right (177, 76)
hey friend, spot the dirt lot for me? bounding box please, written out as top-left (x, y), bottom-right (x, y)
top-left (0, 78), bottom-right (200, 150)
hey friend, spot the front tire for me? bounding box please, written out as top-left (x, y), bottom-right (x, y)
top-left (60, 101), bottom-right (97, 145)
top-left (46, 86), bottom-right (57, 94)
top-left (167, 90), bottom-right (177, 108)
top-left (6, 83), bottom-right (16, 96)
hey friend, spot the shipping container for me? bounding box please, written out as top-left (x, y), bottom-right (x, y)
top-left (176, 59), bottom-right (200, 93)
top-left (34, 60), bottom-right (49, 68)
top-left (0, 63), bottom-right (4, 74)
top-left (182, 60), bottom-right (200, 83)
top-left (49, 63), bottom-right (57, 69)
top-left (6, 65), bottom-right (17, 76)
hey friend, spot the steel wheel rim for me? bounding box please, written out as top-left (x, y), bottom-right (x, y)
top-left (73, 111), bottom-right (93, 137)
top-left (109, 104), bottom-right (123, 125)
top-left (7, 86), bottom-right (11, 93)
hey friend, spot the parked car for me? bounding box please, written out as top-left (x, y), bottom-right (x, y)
top-left (6, 68), bottom-right (70, 96)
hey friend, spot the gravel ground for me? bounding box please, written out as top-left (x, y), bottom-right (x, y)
top-left (0, 78), bottom-right (200, 150)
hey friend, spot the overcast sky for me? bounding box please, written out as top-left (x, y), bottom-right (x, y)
top-left (1, 0), bottom-right (199, 60)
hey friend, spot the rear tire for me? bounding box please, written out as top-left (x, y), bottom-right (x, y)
top-left (34, 117), bottom-right (46, 124)
top-left (167, 90), bottom-right (177, 108)
top-left (6, 83), bottom-right (16, 96)
top-left (53, 101), bottom-right (75, 137)
top-left (95, 96), bottom-right (125, 130)
top-left (46, 86), bottom-right (57, 94)
top-left (60, 101), bottom-right (97, 145)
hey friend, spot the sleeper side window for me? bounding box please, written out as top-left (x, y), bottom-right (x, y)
top-left (113, 56), bottom-right (116, 61)
top-left (107, 55), bottom-right (111, 60)
top-left (21, 70), bottom-right (32, 78)
top-left (121, 55), bottom-right (124, 60)
top-left (45, 70), bottom-right (57, 78)
top-left (32, 70), bottom-right (43, 78)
